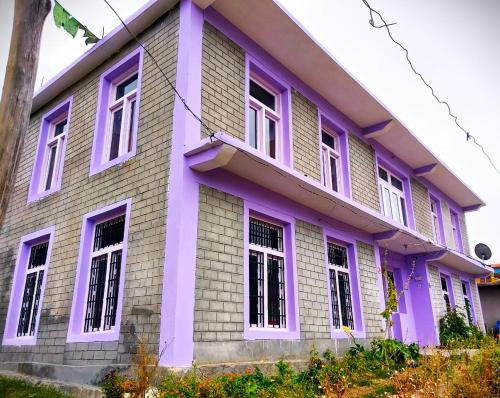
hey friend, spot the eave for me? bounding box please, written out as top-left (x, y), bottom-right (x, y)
top-left (185, 133), bottom-right (490, 275)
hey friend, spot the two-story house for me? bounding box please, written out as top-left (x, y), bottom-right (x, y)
top-left (0, 0), bottom-right (490, 384)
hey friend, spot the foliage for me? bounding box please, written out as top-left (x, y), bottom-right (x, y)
top-left (0, 376), bottom-right (72, 398)
top-left (439, 309), bottom-right (487, 348)
top-left (100, 370), bottom-right (125, 398)
top-left (53, 1), bottom-right (99, 45)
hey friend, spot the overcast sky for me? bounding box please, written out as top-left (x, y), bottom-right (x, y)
top-left (1, 0), bottom-right (498, 264)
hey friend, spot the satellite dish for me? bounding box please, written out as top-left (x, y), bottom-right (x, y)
top-left (474, 243), bottom-right (492, 261)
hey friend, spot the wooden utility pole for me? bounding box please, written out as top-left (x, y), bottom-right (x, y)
top-left (0, 0), bottom-right (52, 226)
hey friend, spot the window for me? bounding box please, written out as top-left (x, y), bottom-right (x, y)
top-left (450, 211), bottom-right (463, 252)
top-left (248, 218), bottom-right (286, 328)
top-left (3, 227), bottom-right (54, 346)
top-left (28, 98), bottom-right (72, 202)
top-left (440, 276), bottom-right (451, 313)
top-left (90, 48), bottom-right (143, 175)
top-left (321, 129), bottom-right (342, 193)
top-left (430, 197), bottom-right (442, 244)
top-left (67, 200), bottom-right (130, 343)
top-left (378, 166), bottom-right (407, 226)
top-left (248, 79), bottom-right (281, 160)
top-left (461, 281), bottom-right (473, 325)
top-left (84, 215), bottom-right (125, 333)
top-left (327, 243), bottom-right (354, 330)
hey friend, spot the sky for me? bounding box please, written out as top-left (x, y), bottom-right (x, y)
top-left (0, 0), bottom-right (499, 264)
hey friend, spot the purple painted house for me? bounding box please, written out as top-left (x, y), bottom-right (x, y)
top-left (0, 0), bottom-right (491, 384)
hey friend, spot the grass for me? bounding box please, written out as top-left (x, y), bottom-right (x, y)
top-left (0, 376), bottom-right (72, 398)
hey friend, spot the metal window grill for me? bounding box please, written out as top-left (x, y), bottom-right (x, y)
top-left (27, 242), bottom-right (48, 269)
top-left (327, 243), bottom-right (348, 269)
top-left (338, 271), bottom-right (354, 329)
top-left (249, 218), bottom-right (283, 252)
top-left (103, 250), bottom-right (122, 330)
top-left (93, 216), bottom-right (125, 251)
top-left (84, 254), bottom-right (108, 332)
top-left (249, 251), bottom-right (264, 327)
top-left (28, 270), bottom-right (44, 335)
top-left (17, 273), bottom-right (37, 336)
top-left (329, 269), bottom-right (341, 329)
top-left (267, 254), bottom-right (286, 328)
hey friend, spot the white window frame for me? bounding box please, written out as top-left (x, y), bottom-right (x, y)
top-left (320, 128), bottom-right (342, 193)
top-left (103, 70), bottom-right (138, 163)
top-left (16, 242), bottom-right (49, 339)
top-left (82, 214), bottom-right (124, 335)
top-left (248, 217), bottom-right (287, 330)
top-left (430, 197), bottom-right (442, 244)
top-left (327, 242), bottom-right (354, 330)
top-left (440, 275), bottom-right (451, 313)
top-left (378, 166), bottom-right (407, 226)
top-left (40, 114), bottom-right (68, 194)
top-left (248, 76), bottom-right (282, 161)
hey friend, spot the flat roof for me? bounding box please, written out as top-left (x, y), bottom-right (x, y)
top-left (31, 0), bottom-right (485, 209)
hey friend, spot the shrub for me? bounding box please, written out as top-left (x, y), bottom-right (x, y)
top-left (439, 310), bottom-right (487, 348)
top-left (100, 370), bottom-right (125, 398)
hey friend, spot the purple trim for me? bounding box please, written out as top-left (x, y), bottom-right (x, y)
top-left (243, 202), bottom-right (300, 340)
top-left (2, 226), bottom-right (55, 346)
top-left (362, 119), bottom-right (392, 137)
top-left (159, 0), bottom-right (204, 367)
top-left (28, 97), bottom-right (73, 203)
top-left (414, 163), bottom-right (438, 176)
top-left (323, 228), bottom-right (365, 339)
top-left (319, 112), bottom-right (352, 199)
top-left (66, 199), bottom-right (131, 343)
top-left (89, 47), bottom-right (144, 176)
top-left (463, 204), bottom-right (482, 212)
top-left (245, 55), bottom-right (293, 167)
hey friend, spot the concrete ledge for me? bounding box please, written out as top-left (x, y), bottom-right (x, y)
top-left (0, 370), bottom-right (103, 398)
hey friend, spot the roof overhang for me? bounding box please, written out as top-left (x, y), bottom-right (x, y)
top-left (185, 133), bottom-right (489, 275)
top-left (424, 250), bottom-right (493, 275)
top-left (193, 0), bottom-right (485, 210)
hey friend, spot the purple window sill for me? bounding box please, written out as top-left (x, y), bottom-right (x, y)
top-left (2, 336), bottom-right (37, 346)
top-left (89, 151), bottom-right (135, 176)
top-left (330, 330), bottom-right (366, 340)
top-left (244, 327), bottom-right (300, 340)
top-left (27, 186), bottom-right (62, 204)
top-left (66, 328), bottom-right (120, 343)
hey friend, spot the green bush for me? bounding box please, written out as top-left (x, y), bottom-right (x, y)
top-left (100, 370), bottom-right (125, 398)
top-left (439, 310), bottom-right (486, 348)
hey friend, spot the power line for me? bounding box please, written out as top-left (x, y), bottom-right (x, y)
top-left (361, 0), bottom-right (500, 175)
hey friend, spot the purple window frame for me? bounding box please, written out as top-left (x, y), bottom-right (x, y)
top-left (243, 201), bottom-right (300, 340)
top-left (2, 226), bottom-right (55, 346)
top-left (28, 98), bottom-right (73, 202)
top-left (318, 113), bottom-right (351, 198)
top-left (429, 195), bottom-right (446, 246)
top-left (450, 209), bottom-right (464, 253)
top-left (66, 199), bottom-right (131, 343)
top-left (323, 228), bottom-right (365, 339)
top-left (245, 56), bottom-right (293, 167)
top-left (89, 48), bottom-right (143, 176)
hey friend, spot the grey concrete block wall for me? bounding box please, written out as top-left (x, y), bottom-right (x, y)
top-left (355, 241), bottom-right (384, 339)
top-left (410, 178), bottom-right (433, 240)
top-left (194, 185), bottom-right (245, 343)
top-left (0, 6), bottom-right (179, 372)
top-left (295, 220), bottom-right (330, 340)
top-left (348, 134), bottom-right (380, 212)
top-left (291, 89), bottom-right (321, 181)
top-left (470, 279), bottom-right (485, 331)
top-left (201, 23), bottom-right (246, 140)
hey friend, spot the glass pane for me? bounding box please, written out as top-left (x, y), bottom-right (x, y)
top-left (329, 269), bottom-right (340, 329)
top-left (444, 294), bottom-right (451, 313)
top-left (84, 254), bottom-right (108, 332)
top-left (28, 242), bottom-right (48, 269)
top-left (128, 100), bottom-right (136, 153)
top-left (391, 192), bottom-right (401, 223)
top-left (440, 276), bottom-right (448, 292)
top-left (378, 167), bottom-right (388, 181)
top-left (322, 131), bottom-right (335, 149)
top-left (461, 282), bottom-right (467, 296)
top-left (327, 243), bottom-right (348, 269)
top-left (249, 251), bottom-right (264, 327)
top-left (382, 187), bottom-right (392, 218)
top-left (249, 107), bottom-right (257, 149)
top-left (250, 80), bottom-right (275, 110)
top-left (267, 255), bottom-right (285, 328)
top-left (44, 145), bottom-right (57, 191)
top-left (54, 119), bottom-right (67, 136)
top-left (338, 271), bottom-right (354, 329)
top-left (330, 155), bottom-right (338, 192)
top-left (109, 108), bottom-right (123, 160)
top-left (249, 218), bottom-right (283, 251)
top-left (400, 197), bottom-right (407, 226)
top-left (115, 74), bottom-right (138, 100)
top-left (265, 117), bottom-right (276, 159)
top-left (391, 175), bottom-right (403, 191)
top-left (321, 149), bottom-right (328, 187)
top-left (103, 250), bottom-right (122, 330)
top-left (93, 216), bottom-right (125, 251)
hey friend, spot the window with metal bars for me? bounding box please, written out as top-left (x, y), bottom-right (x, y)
top-left (461, 281), bottom-right (473, 325)
top-left (84, 215), bottom-right (124, 333)
top-left (440, 276), bottom-right (452, 313)
top-left (327, 242), bottom-right (354, 329)
top-left (17, 242), bottom-right (48, 337)
top-left (249, 217), bottom-right (286, 328)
